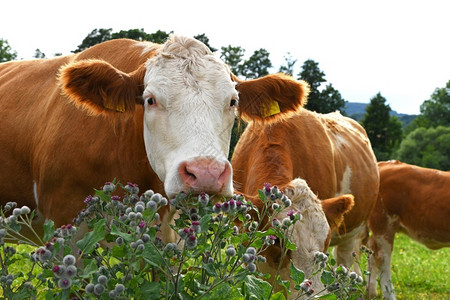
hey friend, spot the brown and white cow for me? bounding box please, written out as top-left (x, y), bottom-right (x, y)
top-left (368, 160), bottom-right (450, 299)
top-left (0, 35), bottom-right (305, 238)
top-left (231, 83), bottom-right (379, 290)
top-left (245, 178), bottom-right (355, 296)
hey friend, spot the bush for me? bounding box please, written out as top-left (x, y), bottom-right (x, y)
top-left (1, 182), bottom-right (369, 299)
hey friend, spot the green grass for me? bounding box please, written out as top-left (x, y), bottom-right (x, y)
top-left (3, 234), bottom-right (450, 299)
top-left (388, 234), bottom-right (450, 300)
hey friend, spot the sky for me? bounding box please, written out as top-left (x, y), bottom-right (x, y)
top-left (1, 0), bottom-right (449, 115)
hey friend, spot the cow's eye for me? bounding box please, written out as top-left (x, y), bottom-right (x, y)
top-left (230, 98), bottom-right (238, 107)
top-left (146, 97), bottom-right (156, 106)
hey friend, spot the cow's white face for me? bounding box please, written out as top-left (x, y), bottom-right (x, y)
top-left (258, 179), bottom-right (331, 295)
top-left (141, 36), bottom-right (238, 197)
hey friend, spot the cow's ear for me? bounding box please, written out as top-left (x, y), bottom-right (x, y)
top-left (321, 194), bottom-right (354, 231)
top-left (59, 59), bottom-right (146, 115)
top-left (233, 73), bottom-right (309, 123)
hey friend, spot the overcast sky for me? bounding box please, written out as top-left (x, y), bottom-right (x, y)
top-left (1, 0), bottom-right (449, 114)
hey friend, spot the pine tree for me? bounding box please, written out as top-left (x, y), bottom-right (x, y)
top-left (361, 93), bottom-right (403, 160)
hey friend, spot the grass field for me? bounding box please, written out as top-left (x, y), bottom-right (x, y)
top-left (381, 234), bottom-right (450, 300)
top-left (3, 233), bottom-right (450, 299)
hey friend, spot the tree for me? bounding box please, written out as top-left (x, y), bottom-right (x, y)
top-left (412, 80), bottom-right (450, 128)
top-left (318, 84), bottom-right (346, 114)
top-left (194, 33), bottom-right (217, 52)
top-left (278, 52), bottom-right (297, 76)
top-left (147, 30), bottom-right (171, 44)
top-left (241, 48), bottom-right (272, 79)
top-left (112, 29), bottom-right (172, 44)
top-left (361, 93), bottom-right (403, 160)
top-left (396, 126), bottom-right (450, 170)
top-left (73, 28), bottom-right (113, 53)
top-left (0, 39), bottom-right (17, 62)
top-left (112, 28), bottom-right (151, 41)
top-left (220, 45), bottom-right (245, 76)
top-left (297, 59), bottom-right (346, 113)
top-left (34, 48), bottom-right (46, 59)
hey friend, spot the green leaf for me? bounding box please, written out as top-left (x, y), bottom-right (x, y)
top-left (242, 275), bottom-right (272, 300)
top-left (110, 224), bottom-right (133, 242)
top-left (285, 240), bottom-right (297, 251)
top-left (76, 219), bottom-right (106, 254)
top-left (205, 282), bottom-right (244, 300)
top-left (330, 258), bottom-right (336, 266)
top-left (202, 262), bottom-right (218, 277)
top-left (290, 261), bottom-right (305, 285)
top-left (318, 294), bottom-right (338, 299)
top-left (257, 189), bottom-right (268, 202)
top-left (140, 282), bottom-right (160, 297)
top-left (270, 291), bottom-right (286, 300)
top-left (80, 259), bottom-right (98, 278)
top-left (321, 270), bottom-right (334, 285)
top-left (112, 244), bottom-right (127, 258)
top-left (43, 219), bottom-right (55, 242)
top-left (141, 244), bottom-right (163, 267)
top-left (199, 214), bottom-right (212, 232)
top-left (276, 274), bottom-right (290, 292)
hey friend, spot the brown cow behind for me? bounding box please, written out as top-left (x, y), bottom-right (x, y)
top-left (368, 160), bottom-right (450, 299)
top-left (232, 80), bottom-right (379, 292)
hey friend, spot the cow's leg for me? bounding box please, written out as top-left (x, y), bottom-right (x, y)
top-left (368, 233), bottom-right (396, 300)
top-left (368, 198), bottom-right (398, 300)
top-left (333, 235), bottom-right (363, 274)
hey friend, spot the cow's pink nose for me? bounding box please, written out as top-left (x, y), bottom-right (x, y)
top-left (178, 158), bottom-right (231, 194)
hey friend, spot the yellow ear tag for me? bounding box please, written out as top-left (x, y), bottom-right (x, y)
top-left (105, 101), bottom-right (126, 112)
top-left (263, 100), bottom-right (280, 117)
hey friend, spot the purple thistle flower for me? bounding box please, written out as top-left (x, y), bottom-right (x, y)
top-left (102, 182), bottom-right (115, 193)
top-left (66, 265), bottom-right (77, 278)
top-left (138, 220), bottom-right (146, 228)
top-left (272, 218), bottom-right (280, 227)
top-left (228, 199), bottom-right (236, 210)
top-left (62, 254), bottom-right (76, 266)
top-left (57, 278), bottom-right (72, 289)
top-left (246, 262), bottom-right (257, 273)
top-left (221, 202), bottom-right (230, 213)
top-left (199, 192), bottom-right (209, 206)
top-left (186, 235), bottom-right (198, 249)
top-left (213, 203), bottom-right (222, 213)
top-left (178, 228), bottom-right (191, 240)
top-left (264, 183), bottom-right (271, 196)
top-left (191, 221), bottom-right (201, 233)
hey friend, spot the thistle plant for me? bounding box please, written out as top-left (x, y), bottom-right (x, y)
top-left (1, 181), bottom-right (370, 299)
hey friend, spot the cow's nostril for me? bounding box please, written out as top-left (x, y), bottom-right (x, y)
top-left (185, 166), bottom-right (197, 180)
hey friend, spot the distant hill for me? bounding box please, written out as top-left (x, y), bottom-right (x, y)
top-left (344, 102), bottom-right (418, 127)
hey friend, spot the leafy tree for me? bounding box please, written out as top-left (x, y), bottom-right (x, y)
top-left (278, 52), bottom-right (297, 76)
top-left (0, 39), bottom-right (17, 62)
top-left (220, 45), bottom-right (245, 76)
top-left (147, 30), bottom-right (171, 44)
top-left (361, 93), bottom-right (403, 160)
top-left (396, 126), bottom-right (450, 170)
top-left (297, 59), bottom-right (346, 113)
top-left (194, 33), bottom-right (217, 52)
top-left (112, 29), bottom-right (172, 44)
top-left (412, 80), bottom-right (450, 128)
top-left (111, 28), bottom-right (151, 41)
top-left (298, 59), bottom-right (325, 107)
top-left (318, 84), bottom-right (346, 114)
top-left (73, 28), bottom-right (113, 53)
top-left (241, 48), bottom-right (272, 79)
top-left (33, 48), bottom-right (46, 59)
